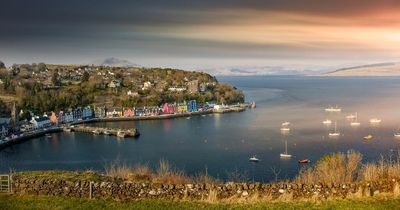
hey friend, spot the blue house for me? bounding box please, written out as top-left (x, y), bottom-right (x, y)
top-left (187, 100), bottom-right (197, 112)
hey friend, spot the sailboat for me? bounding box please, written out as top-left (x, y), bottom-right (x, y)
top-left (328, 121), bottom-right (340, 137)
top-left (280, 140), bottom-right (292, 158)
top-left (281, 121), bottom-right (290, 126)
top-left (346, 113), bottom-right (356, 120)
top-left (350, 112), bottom-right (361, 127)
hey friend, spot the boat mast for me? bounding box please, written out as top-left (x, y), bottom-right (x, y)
top-left (285, 140), bottom-right (288, 154)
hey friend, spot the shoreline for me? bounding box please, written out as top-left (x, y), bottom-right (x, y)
top-left (0, 107), bottom-right (247, 150)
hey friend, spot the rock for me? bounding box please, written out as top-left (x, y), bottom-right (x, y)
top-left (242, 191), bottom-right (249, 197)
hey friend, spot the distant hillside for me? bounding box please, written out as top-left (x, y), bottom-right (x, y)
top-left (323, 62), bottom-right (400, 76)
top-left (90, 57), bottom-right (140, 67)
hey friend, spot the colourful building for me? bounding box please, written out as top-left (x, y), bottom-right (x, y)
top-left (177, 103), bottom-right (188, 113)
top-left (50, 112), bottom-right (57, 125)
top-left (163, 103), bottom-right (176, 114)
top-left (123, 108), bottom-right (135, 117)
top-left (187, 100), bottom-right (198, 112)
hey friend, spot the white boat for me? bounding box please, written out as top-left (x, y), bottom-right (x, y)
top-left (328, 121), bottom-right (340, 137)
top-left (394, 133), bottom-right (400, 138)
top-left (369, 118), bottom-right (382, 124)
top-left (350, 112), bottom-right (361, 127)
top-left (322, 119), bottom-right (332, 125)
top-left (249, 156), bottom-right (260, 162)
top-left (325, 105), bottom-right (341, 112)
top-left (92, 130), bottom-right (101, 135)
top-left (103, 131), bottom-right (111, 136)
top-left (280, 127), bottom-right (290, 132)
top-left (117, 131), bottom-right (126, 138)
top-left (346, 113), bottom-right (356, 119)
top-left (281, 121), bottom-right (290, 126)
top-left (280, 140), bottom-right (292, 158)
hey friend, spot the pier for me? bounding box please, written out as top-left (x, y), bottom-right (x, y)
top-left (69, 126), bottom-right (140, 138)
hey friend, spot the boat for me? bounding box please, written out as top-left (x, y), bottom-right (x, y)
top-left (325, 105), bottom-right (341, 112)
top-left (250, 101), bottom-right (256, 109)
top-left (280, 127), bottom-right (290, 132)
top-left (363, 135), bottom-right (373, 140)
top-left (186, 117), bottom-right (191, 120)
top-left (103, 131), bottom-right (111, 136)
top-left (117, 131), bottom-right (126, 138)
top-left (298, 159), bottom-right (310, 164)
top-left (92, 130), bottom-right (101, 135)
top-left (369, 118), bottom-right (382, 124)
top-left (322, 119), bottom-right (332, 125)
top-left (394, 133), bottom-right (400, 138)
top-left (249, 156), bottom-right (260, 162)
top-left (346, 113), bottom-right (356, 120)
top-left (280, 140), bottom-right (292, 158)
top-left (350, 112), bottom-right (361, 127)
top-left (281, 122), bottom-right (290, 126)
top-left (328, 121), bottom-right (340, 137)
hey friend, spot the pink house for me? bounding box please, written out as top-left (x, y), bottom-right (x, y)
top-left (163, 103), bottom-right (176, 114)
top-left (50, 112), bottom-right (57, 125)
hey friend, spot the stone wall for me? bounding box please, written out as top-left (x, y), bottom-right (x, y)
top-left (11, 177), bottom-right (400, 201)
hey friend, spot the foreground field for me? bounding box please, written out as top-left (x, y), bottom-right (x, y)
top-left (1, 194), bottom-right (400, 210)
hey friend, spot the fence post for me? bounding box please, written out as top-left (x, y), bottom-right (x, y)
top-left (89, 181), bottom-right (93, 199)
top-left (8, 175), bottom-right (11, 193)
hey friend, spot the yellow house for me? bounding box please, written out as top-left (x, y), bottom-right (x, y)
top-left (177, 104), bottom-right (188, 113)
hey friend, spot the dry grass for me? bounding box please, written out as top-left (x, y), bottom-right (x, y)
top-left (104, 159), bottom-right (193, 184)
top-left (295, 150), bottom-right (362, 184)
top-left (295, 150), bottom-right (400, 184)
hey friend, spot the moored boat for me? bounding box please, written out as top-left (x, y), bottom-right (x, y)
top-left (322, 119), bottom-right (332, 125)
top-left (363, 135), bottom-right (373, 140)
top-left (281, 121), bottom-right (290, 126)
top-left (249, 156), bottom-right (260, 162)
top-left (298, 159), bottom-right (310, 164)
top-left (328, 121), bottom-right (340, 137)
top-left (369, 118), bottom-right (382, 124)
top-left (117, 131), bottom-right (126, 138)
top-left (325, 105), bottom-right (341, 112)
top-left (280, 140), bottom-right (292, 158)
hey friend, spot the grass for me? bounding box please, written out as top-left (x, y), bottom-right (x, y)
top-left (1, 194), bottom-right (400, 210)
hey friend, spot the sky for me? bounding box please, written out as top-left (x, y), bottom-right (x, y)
top-left (1, 0), bottom-right (400, 73)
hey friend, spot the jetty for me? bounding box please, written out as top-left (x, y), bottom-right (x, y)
top-left (69, 126), bottom-right (140, 138)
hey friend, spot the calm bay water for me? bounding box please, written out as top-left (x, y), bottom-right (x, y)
top-left (2, 76), bottom-right (400, 181)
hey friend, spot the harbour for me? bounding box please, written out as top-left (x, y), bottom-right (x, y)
top-left (2, 76), bottom-right (400, 181)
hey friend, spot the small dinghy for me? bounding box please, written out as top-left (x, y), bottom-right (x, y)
top-left (249, 156), bottom-right (260, 162)
top-left (298, 159), bottom-right (310, 164)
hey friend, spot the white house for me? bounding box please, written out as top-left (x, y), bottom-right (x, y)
top-left (82, 107), bottom-right (93, 119)
top-left (30, 116), bottom-right (52, 129)
top-left (168, 87), bottom-right (187, 92)
top-left (142, 81), bottom-right (153, 90)
top-left (213, 104), bottom-right (229, 110)
top-left (108, 80), bottom-right (121, 88)
top-left (64, 112), bottom-right (74, 123)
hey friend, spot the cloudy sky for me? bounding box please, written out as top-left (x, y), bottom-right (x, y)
top-left (1, 0), bottom-right (400, 72)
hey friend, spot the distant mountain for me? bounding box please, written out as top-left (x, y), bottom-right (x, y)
top-left (323, 62), bottom-right (400, 76)
top-left (203, 65), bottom-right (324, 76)
top-left (90, 57), bottom-right (140, 67)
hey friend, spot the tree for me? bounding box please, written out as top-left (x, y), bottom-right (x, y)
top-left (0, 61), bottom-right (5, 68)
top-left (81, 71), bottom-right (90, 82)
top-left (51, 71), bottom-right (61, 86)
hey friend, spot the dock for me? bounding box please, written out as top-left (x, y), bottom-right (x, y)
top-left (69, 126), bottom-right (140, 138)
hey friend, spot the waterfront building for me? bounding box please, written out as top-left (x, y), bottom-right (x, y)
top-left (94, 107), bottom-right (106, 118)
top-left (30, 116), bottom-right (52, 129)
top-left (72, 109), bottom-right (83, 121)
top-left (213, 104), bottom-right (229, 110)
top-left (19, 122), bottom-right (35, 132)
top-left (64, 112), bottom-right (74, 123)
top-left (177, 103), bottom-right (188, 113)
top-left (50, 112), bottom-right (57, 125)
top-left (0, 119), bottom-right (10, 138)
top-left (187, 100), bottom-right (198, 112)
top-left (107, 108), bottom-right (123, 117)
top-left (123, 108), bottom-right (134, 117)
top-left (163, 103), bottom-right (176, 114)
top-left (82, 107), bottom-right (93, 119)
